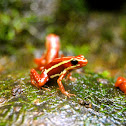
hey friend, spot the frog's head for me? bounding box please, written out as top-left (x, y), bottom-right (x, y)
top-left (70, 55), bottom-right (88, 68)
top-left (46, 34), bottom-right (60, 50)
top-left (62, 55), bottom-right (88, 71)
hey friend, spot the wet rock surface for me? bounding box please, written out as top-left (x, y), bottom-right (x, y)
top-left (0, 70), bottom-right (125, 125)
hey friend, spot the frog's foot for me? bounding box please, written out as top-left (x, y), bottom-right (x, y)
top-left (64, 91), bottom-right (76, 98)
top-left (67, 76), bottom-right (77, 81)
top-left (41, 87), bottom-right (51, 91)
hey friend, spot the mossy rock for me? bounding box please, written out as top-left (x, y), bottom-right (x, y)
top-left (0, 69), bottom-right (125, 125)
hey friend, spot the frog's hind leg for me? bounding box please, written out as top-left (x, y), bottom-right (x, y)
top-left (30, 69), bottom-right (49, 88)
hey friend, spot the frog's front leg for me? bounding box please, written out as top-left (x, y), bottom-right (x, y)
top-left (30, 69), bottom-right (49, 88)
top-left (66, 73), bottom-right (77, 81)
top-left (57, 71), bottom-right (76, 97)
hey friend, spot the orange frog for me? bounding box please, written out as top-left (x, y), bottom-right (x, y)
top-left (34, 34), bottom-right (60, 70)
top-left (30, 34), bottom-right (88, 97)
top-left (115, 77), bottom-right (126, 94)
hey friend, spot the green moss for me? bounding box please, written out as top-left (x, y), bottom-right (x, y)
top-left (0, 69), bottom-right (125, 125)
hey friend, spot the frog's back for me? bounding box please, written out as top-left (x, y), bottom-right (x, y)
top-left (44, 57), bottom-right (73, 77)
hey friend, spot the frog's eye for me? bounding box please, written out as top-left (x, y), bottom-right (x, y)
top-left (71, 59), bottom-right (78, 65)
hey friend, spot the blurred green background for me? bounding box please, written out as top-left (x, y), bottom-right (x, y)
top-left (0, 0), bottom-right (126, 77)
